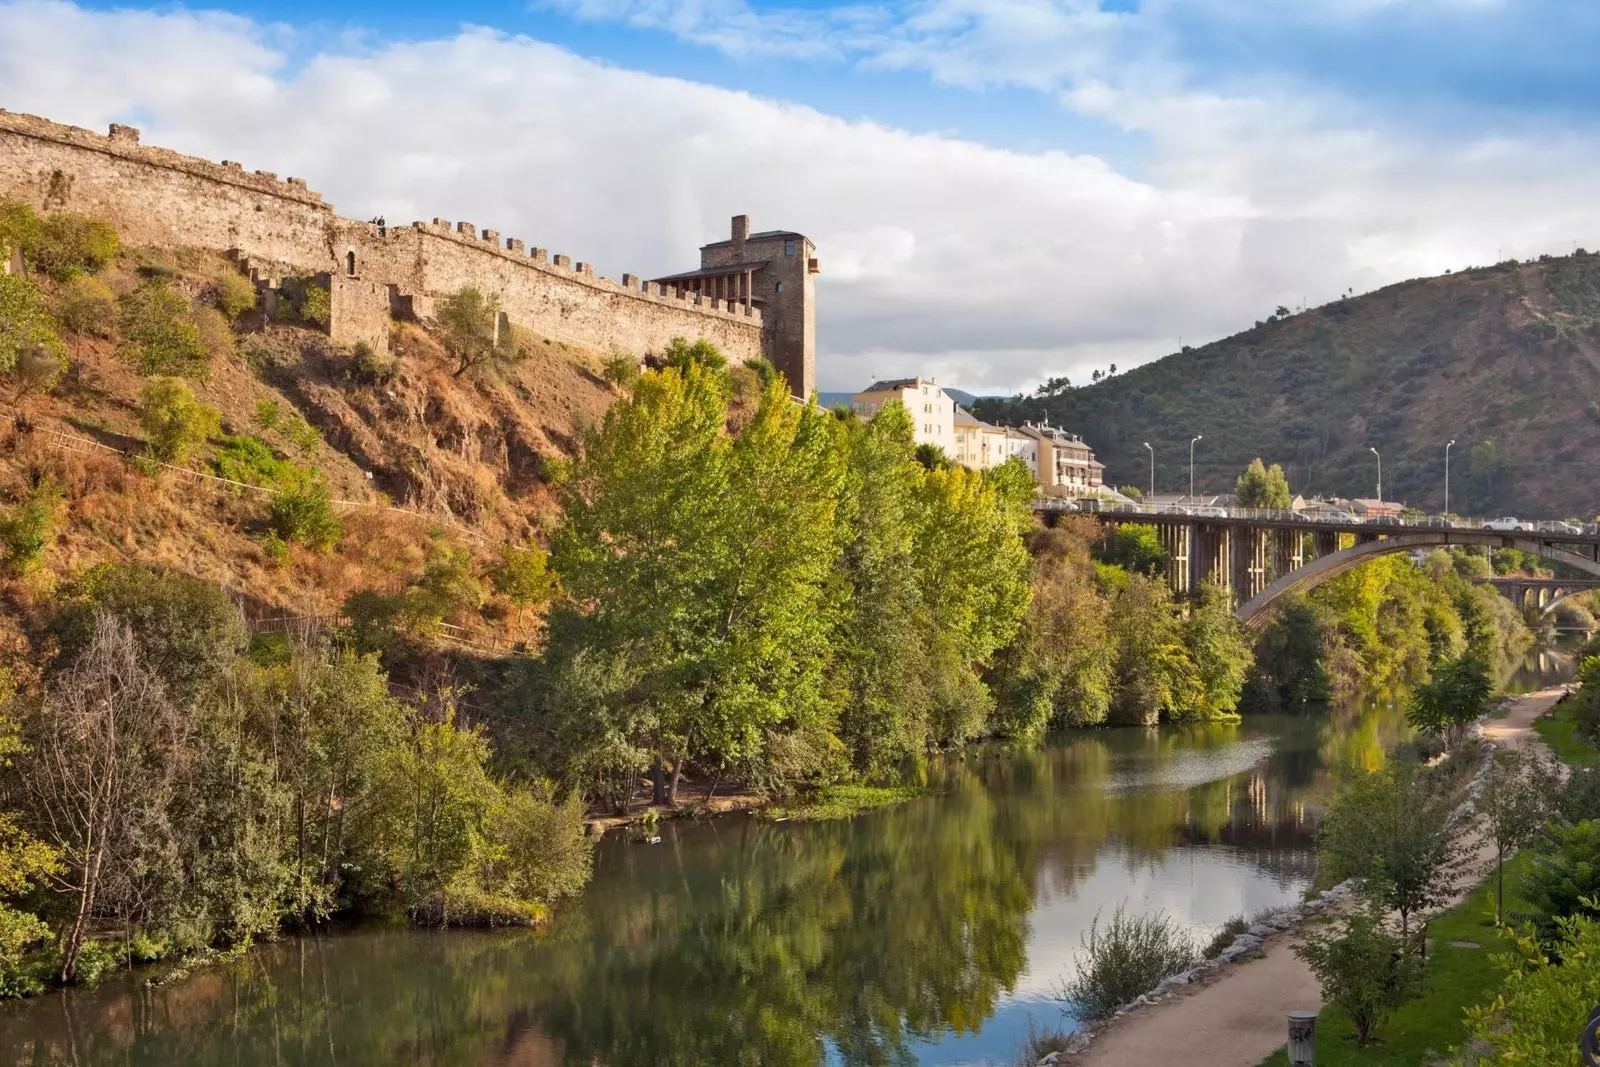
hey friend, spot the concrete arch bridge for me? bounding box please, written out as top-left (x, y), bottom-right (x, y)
top-left (1052, 505), bottom-right (1600, 626)
top-left (1476, 576), bottom-right (1600, 617)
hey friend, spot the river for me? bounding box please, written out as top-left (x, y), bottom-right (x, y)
top-left (0, 647), bottom-right (1577, 1067)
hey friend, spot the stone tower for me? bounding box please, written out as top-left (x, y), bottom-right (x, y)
top-left (654, 215), bottom-right (818, 398)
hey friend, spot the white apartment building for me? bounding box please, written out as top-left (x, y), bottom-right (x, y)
top-left (851, 378), bottom-right (956, 456)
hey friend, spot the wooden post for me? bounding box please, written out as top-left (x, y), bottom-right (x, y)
top-left (1288, 1010), bottom-right (1317, 1066)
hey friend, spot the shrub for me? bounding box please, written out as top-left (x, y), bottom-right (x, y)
top-left (0, 273), bottom-right (64, 374)
top-left (1463, 911), bottom-right (1600, 1065)
top-left (139, 377), bottom-right (220, 463)
top-left (1405, 654), bottom-right (1492, 750)
top-left (254, 399), bottom-right (281, 431)
top-left (192, 306), bottom-right (235, 361)
top-left (1058, 904), bottom-right (1195, 1021)
top-left (29, 213), bottom-right (119, 282)
top-left (214, 435), bottom-right (296, 487)
top-left (10, 348), bottom-right (63, 404)
top-left (209, 271), bottom-right (256, 318)
top-left (744, 356), bottom-right (779, 389)
top-left (493, 542), bottom-right (558, 631)
top-left (55, 275), bottom-right (117, 338)
top-left (120, 279), bottom-right (208, 376)
top-left (273, 276), bottom-right (330, 328)
top-left (0, 484), bottom-right (61, 575)
top-left (1202, 914), bottom-right (1251, 958)
top-left (659, 336), bottom-right (726, 373)
top-left (1559, 766), bottom-right (1600, 823)
top-left (347, 341), bottom-right (397, 385)
top-left (600, 353), bottom-right (639, 389)
top-left (267, 476), bottom-right (342, 550)
top-left (1292, 905), bottom-right (1424, 1045)
top-left (1520, 819), bottom-right (1600, 940)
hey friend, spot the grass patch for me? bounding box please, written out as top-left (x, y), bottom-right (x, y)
top-left (1256, 852), bottom-right (1532, 1067)
top-left (761, 784), bottom-right (926, 821)
top-left (1533, 699), bottom-right (1597, 768)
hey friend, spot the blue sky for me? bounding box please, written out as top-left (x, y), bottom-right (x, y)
top-left (7, 0), bottom-right (1600, 392)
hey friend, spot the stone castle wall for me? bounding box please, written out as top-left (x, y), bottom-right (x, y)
top-left (0, 109), bottom-right (765, 363)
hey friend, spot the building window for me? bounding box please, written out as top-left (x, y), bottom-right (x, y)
top-left (775, 281), bottom-right (784, 293)
top-left (784, 240), bottom-right (796, 256)
top-left (345, 250), bottom-right (357, 276)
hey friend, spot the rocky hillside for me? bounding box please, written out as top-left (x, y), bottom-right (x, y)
top-left (973, 253), bottom-right (1600, 517)
top-left (0, 225), bottom-right (622, 670)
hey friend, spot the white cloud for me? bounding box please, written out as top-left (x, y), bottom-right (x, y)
top-left (1, 0), bottom-right (1597, 395)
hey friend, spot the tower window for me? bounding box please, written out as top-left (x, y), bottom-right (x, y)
top-left (346, 250), bottom-right (357, 276)
top-left (784, 240), bottom-right (796, 256)
top-left (775, 282), bottom-right (784, 293)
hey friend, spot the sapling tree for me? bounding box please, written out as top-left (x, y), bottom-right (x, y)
top-left (1478, 748), bottom-right (1559, 923)
top-left (1293, 903), bottom-right (1424, 1045)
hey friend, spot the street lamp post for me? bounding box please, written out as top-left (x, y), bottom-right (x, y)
top-left (1369, 446), bottom-right (1382, 503)
top-left (1444, 440), bottom-right (1456, 516)
top-left (1189, 435), bottom-right (1203, 502)
top-left (1143, 442), bottom-right (1155, 499)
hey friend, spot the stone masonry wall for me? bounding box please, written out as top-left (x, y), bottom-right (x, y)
top-left (0, 109), bottom-right (766, 365)
top-left (338, 220), bottom-right (763, 362)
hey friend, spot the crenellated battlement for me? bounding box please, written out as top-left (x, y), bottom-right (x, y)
top-left (0, 105), bottom-right (780, 378)
top-left (397, 217), bottom-right (762, 324)
top-left (0, 110), bottom-right (329, 209)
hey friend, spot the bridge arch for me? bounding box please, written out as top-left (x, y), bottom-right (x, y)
top-left (1237, 534), bottom-right (1600, 626)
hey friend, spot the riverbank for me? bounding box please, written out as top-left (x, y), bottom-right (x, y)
top-left (1061, 687), bottom-right (1563, 1067)
top-left (584, 782), bottom-right (927, 836)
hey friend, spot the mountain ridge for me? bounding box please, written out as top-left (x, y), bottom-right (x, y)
top-left (973, 253), bottom-right (1600, 517)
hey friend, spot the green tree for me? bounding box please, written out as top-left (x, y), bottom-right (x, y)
top-left (1104, 571), bottom-right (1199, 725)
top-left (1293, 904), bottom-right (1424, 1045)
top-left (438, 287), bottom-right (520, 378)
top-left (1234, 457), bottom-right (1292, 508)
top-left (0, 273), bottom-right (64, 375)
top-left (1405, 653), bottom-right (1492, 751)
top-left (119, 279), bottom-right (209, 376)
top-left (1319, 762), bottom-right (1467, 941)
top-left (0, 483), bottom-right (59, 576)
top-left (139, 376), bottom-right (220, 463)
top-left (1099, 523), bottom-right (1167, 576)
top-left (659, 336), bottom-right (727, 373)
top-left (1520, 819), bottom-right (1600, 941)
top-left (266, 475), bottom-right (342, 549)
top-left (493, 543), bottom-right (559, 636)
top-left (1246, 597), bottom-right (1333, 709)
top-left (1478, 750), bottom-right (1559, 924)
top-left (1181, 583), bottom-right (1253, 720)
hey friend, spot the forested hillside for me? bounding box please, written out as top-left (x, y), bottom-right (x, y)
top-left (974, 253), bottom-right (1600, 516)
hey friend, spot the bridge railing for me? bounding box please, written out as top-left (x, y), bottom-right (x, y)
top-left (1035, 499), bottom-right (1596, 536)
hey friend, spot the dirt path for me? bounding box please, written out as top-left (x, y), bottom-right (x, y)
top-left (1073, 688), bottom-right (1564, 1066)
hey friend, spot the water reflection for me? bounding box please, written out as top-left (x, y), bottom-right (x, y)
top-left (0, 706), bottom-right (1426, 1067)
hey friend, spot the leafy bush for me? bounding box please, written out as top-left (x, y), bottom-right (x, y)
top-left (273, 276), bottom-right (330, 328)
top-left (346, 340), bottom-right (397, 385)
top-left (1463, 911), bottom-right (1600, 1065)
top-left (120, 279), bottom-right (208, 376)
top-left (0, 201), bottom-right (118, 281)
top-left (1202, 914), bottom-right (1250, 958)
top-left (0, 273), bottom-right (64, 375)
top-left (31, 214), bottom-right (119, 282)
top-left (213, 434), bottom-right (296, 487)
top-left (267, 476), bottom-right (342, 549)
top-left (600, 353), bottom-right (639, 389)
top-left (0, 484), bottom-right (60, 575)
top-left (209, 271), bottom-right (256, 318)
top-left (139, 376), bottom-right (220, 463)
top-left (1292, 905), bottom-right (1424, 1045)
top-left (744, 356), bottom-right (779, 389)
top-left (253, 399), bottom-right (280, 431)
top-left (192, 306), bottom-right (234, 361)
top-left (55, 275), bottom-right (117, 338)
top-left (1520, 819), bottom-right (1600, 940)
top-left (1559, 766), bottom-right (1600, 824)
top-left (493, 543), bottom-right (558, 631)
top-left (1058, 904), bottom-right (1195, 1021)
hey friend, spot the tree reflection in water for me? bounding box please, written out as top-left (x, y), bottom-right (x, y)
top-left (0, 705), bottom-right (1414, 1067)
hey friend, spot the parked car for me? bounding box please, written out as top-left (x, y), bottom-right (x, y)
top-left (1484, 517), bottom-right (1531, 532)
